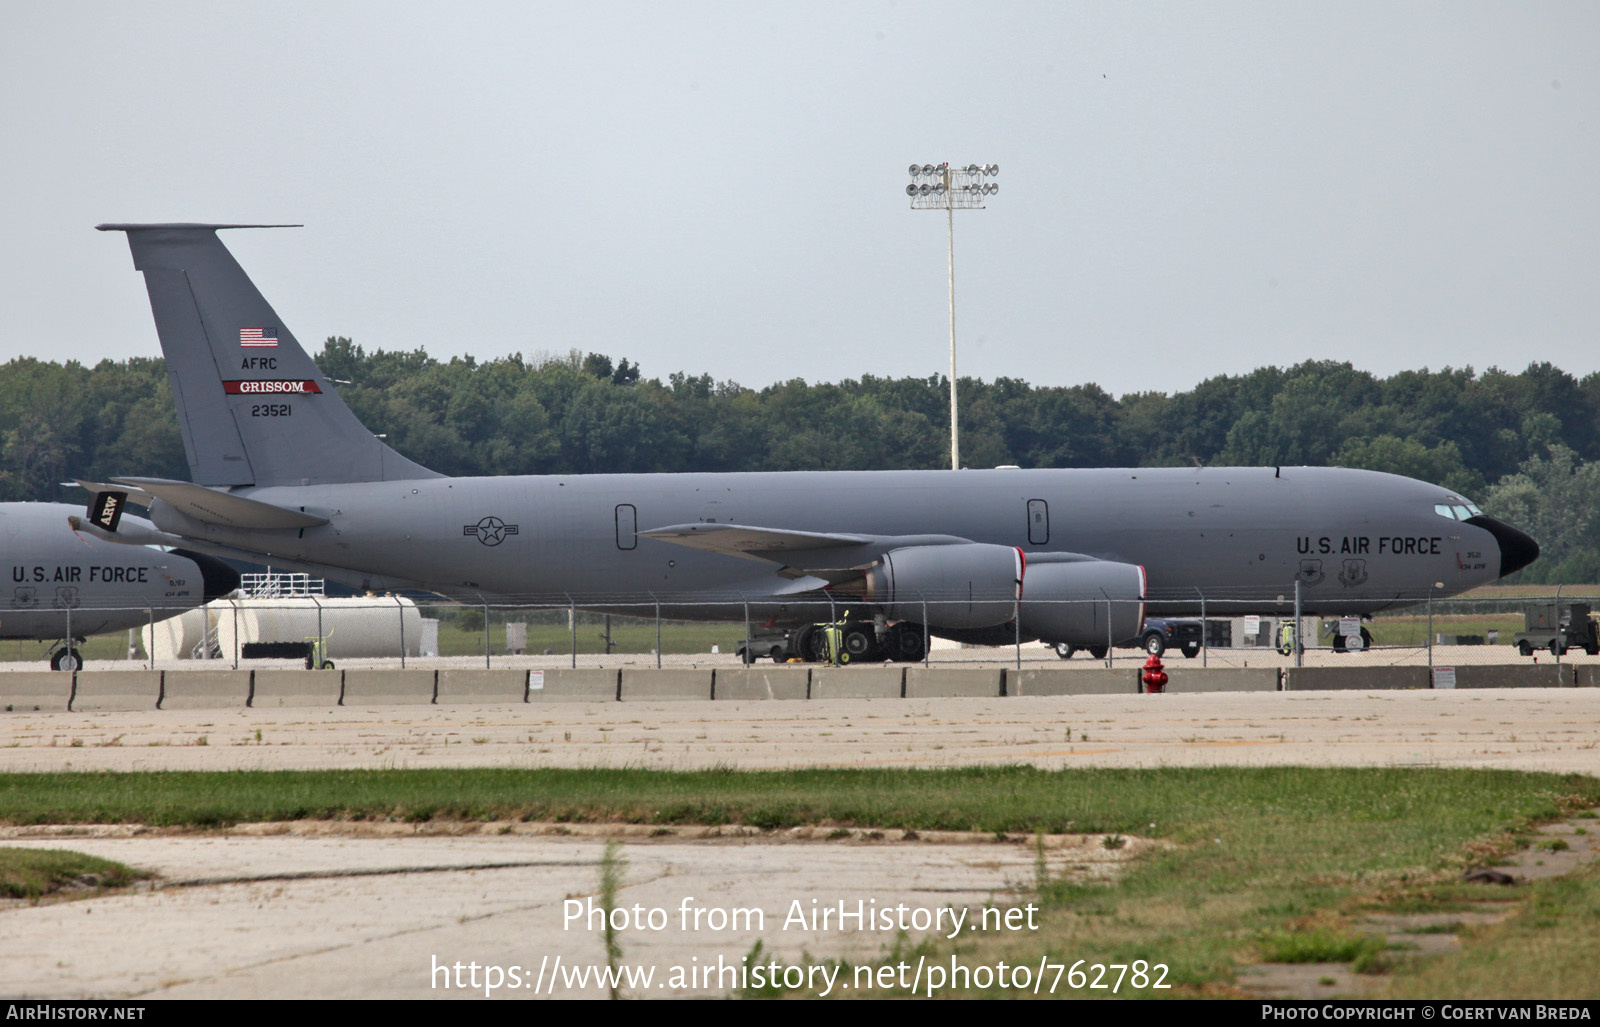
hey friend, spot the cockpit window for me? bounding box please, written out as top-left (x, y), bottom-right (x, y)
top-left (1435, 499), bottom-right (1485, 520)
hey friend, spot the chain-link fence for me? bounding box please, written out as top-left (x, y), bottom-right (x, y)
top-left (4, 586), bottom-right (1597, 672)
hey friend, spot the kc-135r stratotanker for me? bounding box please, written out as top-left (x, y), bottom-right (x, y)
top-left (3, 502), bottom-right (238, 669)
top-left (82, 224), bottom-right (1539, 656)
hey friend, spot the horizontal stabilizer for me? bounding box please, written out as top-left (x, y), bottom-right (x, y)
top-left (68, 512), bottom-right (187, 547)
top-left (75, 479), bottom-right (154, 508)
top-left (112, 477), bottom-right (328, 530)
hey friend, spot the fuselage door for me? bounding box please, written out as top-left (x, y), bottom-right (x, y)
top-left (1027, 499), bottom-right (1049, 546)
top-left (615, 504), bottom-right (637, 550)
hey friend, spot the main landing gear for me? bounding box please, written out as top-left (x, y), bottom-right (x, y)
top-left (49, 644), bottom-right (84, 671)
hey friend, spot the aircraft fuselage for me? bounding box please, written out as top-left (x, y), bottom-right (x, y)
top-left (148, 465), bottom-right (1511, 620)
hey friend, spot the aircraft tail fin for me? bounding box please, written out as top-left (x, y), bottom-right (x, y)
top-left (97, 223), bottom-right (438, 487)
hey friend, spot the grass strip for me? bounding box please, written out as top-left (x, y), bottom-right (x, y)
top-left (1381, 862), bottom-right (1600, 999)
top-left (0, 847), bottom-right (146, 900)
top-left (0, 765), bottom-right (1591, 835)
top-left (3, 766), bottom-right (1595, 996)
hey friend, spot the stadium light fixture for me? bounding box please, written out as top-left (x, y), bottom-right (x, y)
top-left (906, 161), bottom-right (998, 470)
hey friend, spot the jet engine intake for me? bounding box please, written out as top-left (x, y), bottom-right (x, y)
top-left (1016, 560), bottom-right (1146, 647)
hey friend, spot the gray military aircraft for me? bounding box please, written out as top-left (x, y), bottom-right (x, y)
top-left (84, 223), bottom-right (1538, 660)
top-left (3, 501), bottom-right (238, 669)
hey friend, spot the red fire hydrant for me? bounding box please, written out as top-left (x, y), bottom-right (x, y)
top-left (1141, 653), bottom-right (1168, 694)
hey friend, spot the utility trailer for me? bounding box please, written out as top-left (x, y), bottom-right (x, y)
top-left (1513, 602), bottom-right (1600, 657)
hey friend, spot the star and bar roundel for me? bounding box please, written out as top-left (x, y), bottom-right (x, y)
top-left (464, 516), bottom-right (520, 546)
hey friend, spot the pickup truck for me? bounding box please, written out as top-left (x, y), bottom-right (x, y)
top-left (1051, 617), bottom-right (1203, 660)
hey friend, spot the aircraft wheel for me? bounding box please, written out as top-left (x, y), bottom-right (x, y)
top-left (1181, 643), bottom-right (1200, 659)
top-left (50, 648), bottom-right (83, 672)
top-left (1336, 629), bottom-right (1370, 653)
top-left (888, 623), bottom-right (926, 662)
top-left (1054, 642), bottom-right (1076, 660)
top-left (1142, 632), bottom-right (1166, 657)
top-left (793, 625), bottom-right (824, 663)
top-left (1088, 645), bottom-right (1108, 660)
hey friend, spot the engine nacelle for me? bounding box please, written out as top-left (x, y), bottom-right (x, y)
top-left (857, 543), bottom-right (1022, 629)
top-left (1016, 560), bottom-right (1146, 647)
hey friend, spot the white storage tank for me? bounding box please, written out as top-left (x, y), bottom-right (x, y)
top-left (151, 596), bottom-right (422, 660)
top-left (141, 607), bottom-right (221, 662)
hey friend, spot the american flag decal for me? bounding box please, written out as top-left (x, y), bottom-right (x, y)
top-left (240, 327), bottom-right (279, 347)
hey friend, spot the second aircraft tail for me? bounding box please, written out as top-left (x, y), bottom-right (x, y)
top-left (98, 223), bottom-right (438, 488)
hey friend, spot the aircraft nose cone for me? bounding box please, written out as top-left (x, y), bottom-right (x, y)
top-left (1466, 516), bottom-right (1540, 578)
top-left (173, 550), bottom-right (241, 602)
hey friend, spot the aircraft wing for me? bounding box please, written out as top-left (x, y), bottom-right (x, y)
top-left (112, 477), bottom-right (329, 530)
top-left (639, 523), bottom-right (980, 572)
top-left (638, 523), bottom-right (875, 559)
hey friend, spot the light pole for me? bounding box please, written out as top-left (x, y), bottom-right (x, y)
top-left (907, 162), bottom-right (999, 470)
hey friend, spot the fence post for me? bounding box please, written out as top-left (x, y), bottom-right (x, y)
top-left (483, 600), bottom-right (491, 669)
top-left (313, 596), bottom-right (324, 669)
top-left (1014, 604), bottom-right (1021, 671)
top-left (921, 595), bottom-right (930, 668)
top-left (1427, 585), bottom-right (1434, 669)
top-left (64, 600), bottom-right (72, 671)
top-left (742, 596), bottom-right (750, 667)
top-left (1105, 598), bottom-right (1113, 668)
top-left (1196, 588), bottom-right (1206, 668)
top-left (1555, 584), bottom-right (1564, 668)
top-left (1294, 579), bottom-right (1303, 668)
top-left (396, 596), bottom-right (406, 669)
top-left (652, 593), bottom-right (661, 669)
top-left (832, 588), bottom-right (844, 668)
top-left (146, 606), bottom-right (154, 670)
top-left (567, 594), bottom-right (576, 669)
top-left (232, 599), bottom-right (239, 670)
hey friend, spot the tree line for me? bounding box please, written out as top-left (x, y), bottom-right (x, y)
top-left (2, 342), bottom-right (1596, 582)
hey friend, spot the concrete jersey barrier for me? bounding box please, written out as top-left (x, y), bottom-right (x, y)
top-left (905, 667), bottom-right (1003, 698)
top-left (714, 667), bottom-right (809, 700)
top-left (809, 666), bottom-right (904, 699)
top-left (341, 669), bottom-right (437, 705)
top-left (436, 669), bottom-right (528, 704)
top-left (1283, 666), bottom-right (1429, 691)
top-left (0, 672), bottom-right (74, 713)
top-left (528, 669), bottom-right (619, 702)
top-left (71, 671), bottom-right (162, 712)
top-left (160, 671), bottom-right (252, 709)
top-left (1006, 668), bottom-right (1140, 696)
top-left (1437, 664), bottom-right (1570, 689)
top-left (1160, 668), bottom-right (1280, 693)
top-left (251, 669), bottom-right (343, 708)
top-left (620, 669), bottom-right (712, 701)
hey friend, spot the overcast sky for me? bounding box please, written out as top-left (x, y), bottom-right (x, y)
top-left (2, 1), bottom-right (1595, 398)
